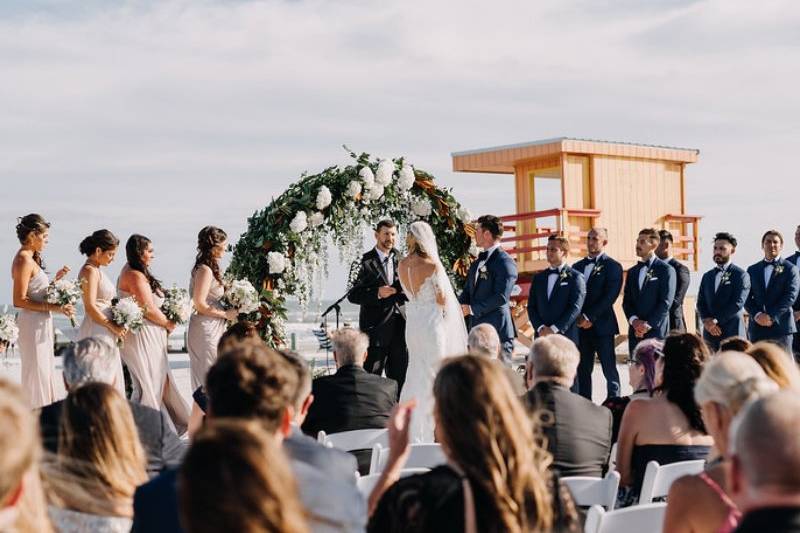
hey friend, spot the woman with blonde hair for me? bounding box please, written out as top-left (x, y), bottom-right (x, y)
top-left (0, 379), bottom-right (52, 533)
top-left (745, 341), bottom-right (800, 390)
top-left (663, 352), bottom-right (778, 533)
top-left (179, 419), bottom-right (308, 533)
top-left (369, 355), bottom-right (579, 533)
top-left (44, 382), bottom-right (147, 532)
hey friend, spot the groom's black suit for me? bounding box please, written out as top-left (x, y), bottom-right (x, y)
top-left (348, 248), bottom-right (408, 396)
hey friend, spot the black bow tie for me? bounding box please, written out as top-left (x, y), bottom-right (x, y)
top-left (586, 257), bottom-right (597, 264)
top-left (764, 259), bottom-right (776, 266)
top-left (478, 251), bottom-right (489, 261)
top-left (548, 267), bottom-right (561, 274)
top-left (637, 260), bottom-right (650, 268)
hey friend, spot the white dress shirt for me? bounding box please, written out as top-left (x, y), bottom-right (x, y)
top-left (375, 247), bottom-right (393, 284)
top-left (764, 259), bottom-right (776, 288)
top-left (475, 243), bottom-right (501, 283)
top-left (582, 252), bottom-right (605, 279)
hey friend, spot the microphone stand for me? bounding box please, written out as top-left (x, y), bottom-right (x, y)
top-left (320, 279), bottom-right (369, 373)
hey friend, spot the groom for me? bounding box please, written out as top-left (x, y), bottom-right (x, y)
top-left (459, 215), bottom-right (518, 363)
top-left (348, 219), bottom-right (408, 395)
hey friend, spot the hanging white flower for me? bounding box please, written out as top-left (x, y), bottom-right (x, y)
top-left (469, 242), bottom-right (479, 256)
top-left (267, 252), bottom-right (287, 274)
top-left (309, 211), bottom-right (325, 228)
top-left (289, 211), bottom-right (308, 233)
top-left (359, 166), bottom-right (375, 188)
top-left (411, 197), bottom-right (432, 217)
top-left (367, 184), bottom-right (385, 200)
top-left (457, 206), bottom-right (472, 222)
top-left (375, 159), bottom-right (394, 186)
top-left (397, 164), bottom-right (415, 191)
top-left (315, 186), bottom-right (332, 210)
top-left (346, 180), bottom-right (362, 199)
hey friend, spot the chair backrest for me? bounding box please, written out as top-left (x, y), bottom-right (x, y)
top-left (584, 503), bottom-right (667, 533)
top-left (369, 443), bottom-right (447, 474)
top-left (639, 460), bottom-right (705, 504)
top-left (561, 470), bottom-right (620, 510)
top-left (356, 468), bottom-right (431, 496)
top-left (319, 429), bottom-right (389, 452)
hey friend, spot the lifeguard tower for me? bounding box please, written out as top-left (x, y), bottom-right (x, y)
top-left (451, 137), bottom-right (702, 344)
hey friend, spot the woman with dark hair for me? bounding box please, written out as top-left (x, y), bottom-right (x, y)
top-left (616, 333), bottom-right (714, 505)
top-left (603, 338), bottom-right (663, 442)
top-left (77, 229), bottom-right (126, 395)
top-left (368, 355), bottom-right (579, 533)
top-left (11, 214), bottom-right (74, 408)
top-left (187, 226), bottom-right (237, 391)
top-left (117, 234), bottom-right (189, 433)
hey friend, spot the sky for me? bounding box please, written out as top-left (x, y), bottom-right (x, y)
top-left (2, 0), bottom-right (799, 306)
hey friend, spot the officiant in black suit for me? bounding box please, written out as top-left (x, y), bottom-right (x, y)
top-left (348, 219), bottom-right (408, 395)
top-left (656, 230), bottom-right (691, 333)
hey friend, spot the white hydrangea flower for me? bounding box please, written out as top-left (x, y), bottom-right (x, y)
top-left (457, 206), bottom-right (472, 222)
top-left (359, 166), bottom-right (375, 188)
top-left (375, 159), bottom-right (394, 186)
top-left (267, 252), bottom-right (287, 274)
top-left (367, 184), bottom-right (385, 200)
top-left (411, 197), bottom-right (432, 217)
top-left (289, 211), bottom-right (308, 233)
top-left (309, 211), bottom-right (325, 228)
top-left (397, 164), bottom-right (415, 191)
top-left (315, 185), bottom-right (332, 210)
top-left (346, 180), bottom-right (362, 199)
top-left (469, 242), bottom-right (479, 256)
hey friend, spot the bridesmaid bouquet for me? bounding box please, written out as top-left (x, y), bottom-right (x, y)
top-left (222, 278), bottom-right (261, 316)
top-left (110, 296), bottom-right (145, 346)
top-left (0, 314), bottom-right (19, 351)
top-left (46, 279), bottom-right (83, 327)
top-left (161, 287), bottom-right (193, 324)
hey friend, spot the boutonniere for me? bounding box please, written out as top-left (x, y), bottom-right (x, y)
top-left (593, 264), bottom-right (604, 276)
top-left (720, 271), bottom-right (732, 284)
top-left (644, 269), bottom-right (655, 282)
top-left (775, 265), bottom-right (785, 275)
top-left (479, 266), bottom-right (489, 280)
top-left (559, 269), bottom-right (571, 280)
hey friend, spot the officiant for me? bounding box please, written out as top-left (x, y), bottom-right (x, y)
top-left (348, 219), bottom-right (408, 396)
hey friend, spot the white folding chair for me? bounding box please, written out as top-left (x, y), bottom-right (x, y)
top-left (355, 468), bottom-right (431, 496)
top-left (639, 459), bottom-right (705, 504)
top-left (561, 470), bottom-right (620, 510)
top-left (317, 429), bottom-right (389, 452)
top-left (584, 503), bottom-right (667, 533)
top-left (369, 443), bottom-right (447, 474)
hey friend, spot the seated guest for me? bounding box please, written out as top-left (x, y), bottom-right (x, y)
top-left (278, 348), bottom-right (359, 481)
top-left (617, 333), bottom-right (714, 505)
top-left (663, 352), bottom-right (777, 533)
top-left (0, 379), bottom-right (52, 532)
top-left (179, 420), bottom-right (308, 533)
top-left (718, 336), bottom-right (753, 353)
top-left (368, 355), bottom-right (580, 532)
top-left (524, 335), bottom-right (612, 478)
top-left (301, 327), bottom-right (397, 473)
top-left (467, 323), bottom-right (526, 395)
top-left (729, 391), bottom-right (800, 532)
top-left (39, 337), bottom-right (185, 477)
top-left (603, 338), bottom-right (662, 443)
top-left (44, 382), bottom-right (148, 532)
top-left (746, 341), bottom-right (800, 390)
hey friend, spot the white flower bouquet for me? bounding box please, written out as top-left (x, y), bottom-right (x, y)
top-left (267, 252), bottom-right (287, 274)
top-left (110, 296), bottom-right (145, 346)
top-left (0, 314), bottom-right (19, 349)
top-left (397, 164), bottom-right (415, 191)
top-left (375, 159), bottom-right (394, 186)
top-left (161, 287), bottom-right (193, 324)
top-left (222, 278), bottom-right (261, 316)
top-left (46, 278), bottom-right (82, 327)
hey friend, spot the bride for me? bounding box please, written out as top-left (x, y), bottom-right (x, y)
top-left (397, 221), bottom-right (468, 443)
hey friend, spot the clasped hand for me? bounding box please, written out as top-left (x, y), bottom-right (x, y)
top-left (378, 286), bottom-right (397, 299)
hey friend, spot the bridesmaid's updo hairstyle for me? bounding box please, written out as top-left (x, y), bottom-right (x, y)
top-left (194, 226), bottom-right (227, 284)
top-left (79, 229), bottom-right (120, 257)
top-left (125, 234), bottom-right (163, 294)
top-left (16, 213), bottom-right (50, 268)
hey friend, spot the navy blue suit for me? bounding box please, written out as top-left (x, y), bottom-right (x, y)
top-left (622, 257), bottom-right (676, 354)
top-left (745, 258), bottom-right (800, 353)
top-left (459, 247), bottom-right (518, 359)
top-left (527, 265), bottom-right (586, 346)
top-left (132, 468), bottom-right (182, 533)
top-left (786, 251), bottom-right (800, 356)
top-left (696, 264), bottom-right (750, 351)
top-left (573, 254), bottom-right (623, 399)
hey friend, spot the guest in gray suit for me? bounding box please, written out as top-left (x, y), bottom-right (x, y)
top-left (467, 323), bottom-right (526, 396)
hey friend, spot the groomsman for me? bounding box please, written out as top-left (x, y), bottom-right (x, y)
top-left (622, 228), bottom-right (676, 355)
top-left (745, 230), bottom-right (800, 355)
top-left (573, 228), bottom-right (623, 400)
top-left (785, 225), bottom-right (800, 357)
top-left (656, 230), bottom-right (691, 333)
top-left (527, 235), bottom-right (586, 346)
top-left (696, 232), bottom-right (751, 351)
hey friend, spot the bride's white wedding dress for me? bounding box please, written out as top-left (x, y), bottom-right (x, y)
top-left (398, 222), bottom-right (469, 443)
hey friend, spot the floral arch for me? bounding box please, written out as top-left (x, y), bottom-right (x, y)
top-left (228, 148), bottom-right (477, 347)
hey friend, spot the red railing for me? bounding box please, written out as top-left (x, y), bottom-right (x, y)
top-left (499, 208), bottom-right (602, 262)
top-left (663, 213), bottom-right (702, 271)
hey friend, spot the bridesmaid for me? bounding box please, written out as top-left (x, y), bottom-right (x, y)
top-left (187, 226), bottom-right (237, 391)
top-left (76, 229), bottom-right (127, 394)
top-left (11, 214), bottom-right (74, 408)
top-left (117, 234), bottom-right (189, 434)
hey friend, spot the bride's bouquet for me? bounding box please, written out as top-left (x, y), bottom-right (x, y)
top-left (110, 296), bottom-right (145, 346)
top-left (46, 279), bottom-right (82, 327)
top-left (0, 314), bottom-right (19, 350)
top-left (161, 286), bottom-right (193, 324)
top-left (222, 278), bottom-right (261, 316)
